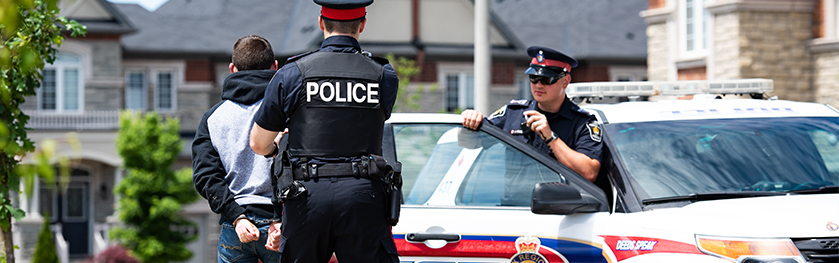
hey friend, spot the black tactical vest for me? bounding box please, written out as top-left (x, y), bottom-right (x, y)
top-left (288, 51), bottom-right (386, 158)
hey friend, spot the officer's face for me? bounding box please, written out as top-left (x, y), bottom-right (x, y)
top-left (530, 75), bottom-right (568, 103)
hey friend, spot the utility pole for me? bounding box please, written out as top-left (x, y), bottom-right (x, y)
top-left (474, 0), bottom-right (491, 115)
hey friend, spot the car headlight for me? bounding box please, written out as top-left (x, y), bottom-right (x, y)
top-left (696, 235), bottom-right (804, 263)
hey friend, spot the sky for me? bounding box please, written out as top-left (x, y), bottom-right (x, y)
top-left (107, 0), bottom-right (168, 11)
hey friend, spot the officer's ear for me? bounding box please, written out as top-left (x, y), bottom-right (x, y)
top-left (229, 63), bottom-right (237, 73)
top-left (318, 16), bottom-right (326, 32)
top-left (271, 60), bottom-right (279, 70)
top-left (358, 18), bottom-right (367, 34)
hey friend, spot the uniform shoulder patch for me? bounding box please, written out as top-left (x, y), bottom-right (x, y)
top-left (488, 105), bottom-right (507, 120)
top-left (586, 119), bottom-right (602, 143)
top-left (507, 99), bottom-right (530, 108)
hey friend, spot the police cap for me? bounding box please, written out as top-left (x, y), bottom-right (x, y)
top-left (314, 0), bottom-right (373, 21)
top-left (525, 46), bottom-right (578, 77)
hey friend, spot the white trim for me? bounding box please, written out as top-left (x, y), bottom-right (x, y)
top-left (706, 0), bottom-right (815, 14)
top-left (810, 38), bottom-right (839, 53)
top-left (826, 0), bottom-right (838, 39)
top-left (640, 7), bottom-right (675, 24)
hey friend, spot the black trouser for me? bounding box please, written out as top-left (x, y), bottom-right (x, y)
top-left (280, 177), bottom-right (399, 263)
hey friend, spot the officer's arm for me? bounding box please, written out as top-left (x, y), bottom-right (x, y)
top-left (250, 123), bottom-right (280, 156)
top-left (547, 140), bottom-right (600, 182)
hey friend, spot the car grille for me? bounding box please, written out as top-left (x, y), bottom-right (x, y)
top-left (793, 238), bottom-right (839, 263)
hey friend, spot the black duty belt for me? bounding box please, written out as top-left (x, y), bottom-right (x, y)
top-left (292, 161), bottom-right (380, 180)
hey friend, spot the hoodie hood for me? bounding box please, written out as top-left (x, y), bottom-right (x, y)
top-left (221, 69), bottom-right (277, 105)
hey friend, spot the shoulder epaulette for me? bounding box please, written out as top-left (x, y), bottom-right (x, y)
top-left (507, 99), bottom-right (530, 108)
top-left (370, 56), bottom-right (389, 66)
top-left (284, 50), bottom-right (318, 65)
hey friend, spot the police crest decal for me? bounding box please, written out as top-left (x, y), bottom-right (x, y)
top-left (510, 235), bottom-right (549, 263)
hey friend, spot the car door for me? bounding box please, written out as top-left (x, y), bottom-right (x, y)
top-left (383, 121), bottom-right (610, 263)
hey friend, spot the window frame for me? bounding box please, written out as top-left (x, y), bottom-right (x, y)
top-left (678, 0), bottom-right (711, 58)
top-left (438, 63), bottom-right (475, 113)
top-left (38, 52), bottom-right (84, 112)
top-left (125, 69), bottom-right (147, 111)
top-left (153, 69), bottom-right (177, 112)
top-left (122, 61), bottom-right (182, 112)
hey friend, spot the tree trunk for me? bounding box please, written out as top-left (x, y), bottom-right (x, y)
top-left (1, 219), bottom-right (14, 263)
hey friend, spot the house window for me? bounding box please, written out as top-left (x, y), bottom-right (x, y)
top-left (125, 69), bottom-right (177, 111)
top-left (680, 0), bottom-right (710, 55)
top-left (39, 52), bottom-right (83, 112)
top-left (155, 71), bottom-right (175, 111)
top-left (445, 73), bottom-right (474, 112)
top-left (126, 71), bottom-right (146, 111)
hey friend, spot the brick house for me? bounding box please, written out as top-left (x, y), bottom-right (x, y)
top-left (12, 0), bottom-right (647, 262)
top-left (641, 0), bottom-right (839, 107)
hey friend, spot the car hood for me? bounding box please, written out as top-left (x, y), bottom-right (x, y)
top-left (628, 194), bottom-right (839, 238)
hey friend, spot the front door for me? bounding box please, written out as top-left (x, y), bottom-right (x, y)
top-left (40, 169), bottom-right (90, 258)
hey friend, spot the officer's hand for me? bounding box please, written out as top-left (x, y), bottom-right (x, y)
top-left (265, 222), bottom-right (282, 251)
top-left (461, 110), bottom-right (483, 130)
top-left (273, 128), bottom-right (289, 146)
top-left (235, 219), bottom-right (259, 243)
top-left (524, 110), bottom-right (551, 140)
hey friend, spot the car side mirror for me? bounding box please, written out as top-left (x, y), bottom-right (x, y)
top-left (531, 182), bottom-right (601, 215)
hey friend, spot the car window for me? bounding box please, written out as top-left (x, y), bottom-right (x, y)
top-left (607, 117), bottom-right (839, 200)
top-left (393, 124), bottom-right (563, 207)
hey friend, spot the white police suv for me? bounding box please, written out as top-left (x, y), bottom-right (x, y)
top-left (382, 79), bottom-right (839, 263)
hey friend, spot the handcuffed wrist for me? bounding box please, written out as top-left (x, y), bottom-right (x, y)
top-left (232, 214), bottom-right (251, 227)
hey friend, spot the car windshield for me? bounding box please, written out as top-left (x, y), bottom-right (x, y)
top-left (608, 117), bottom-right (839, 200)
top-left (392, 124), bottom-right (564, 207)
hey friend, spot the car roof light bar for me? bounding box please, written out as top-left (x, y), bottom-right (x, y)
top-left (566, 79), bottom-right (774, 99)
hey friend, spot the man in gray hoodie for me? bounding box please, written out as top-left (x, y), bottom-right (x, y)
top-left (192, 35), bottom-right (282, 263)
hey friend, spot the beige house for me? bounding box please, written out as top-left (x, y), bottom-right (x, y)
top-left (641, 0), bottom-right (839, 107)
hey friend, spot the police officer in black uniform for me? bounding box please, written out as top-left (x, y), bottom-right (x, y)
top-left (462, 46), bottom-right (602, 183)
top-left (249, 0), bottom-right (399, 262)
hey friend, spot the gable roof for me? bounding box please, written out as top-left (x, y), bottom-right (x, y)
top-left (113, 0), bottom-right (647, 62)
top-left (491, 0), bottom-right (648, 63)
top-left (61, 0), bottom-right (135, 34)
top-left (115, 0), bottom-right (296, 57)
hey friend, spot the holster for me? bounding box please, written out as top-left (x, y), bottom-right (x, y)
top-left (271, 135), bottom-right (297, 203)
top-left (382, 160), bottom-right (402, 226)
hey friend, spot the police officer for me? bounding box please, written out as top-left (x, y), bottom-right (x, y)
top-left (461, 46), bottom-right (602, 183)
top-left (249, 0), bottom-right (399, 262)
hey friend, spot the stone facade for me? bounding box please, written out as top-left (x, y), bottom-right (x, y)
top-left (734, 10), bottom-right (813, 101)
top-left (814, 50), bottom-right (839, 107)
top-left (646, 1), bottom-right (825, 105)
top-left (714, 12), bottom-right (740, 80)
top-left (646, 22), bottom-right (669, 81)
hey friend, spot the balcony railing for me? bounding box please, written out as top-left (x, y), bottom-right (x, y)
top-left (25, 110), bottom-right (120, 130)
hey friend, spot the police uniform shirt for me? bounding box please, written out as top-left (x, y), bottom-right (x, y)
top-left (485, 97), bottom-right (603, 163)
top-left (253, 35), bottom-right (399, 162)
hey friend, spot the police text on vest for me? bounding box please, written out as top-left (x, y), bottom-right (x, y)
top-left (306, 82), bottom-right (379, 104)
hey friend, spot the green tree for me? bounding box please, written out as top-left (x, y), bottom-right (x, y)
top-left (1, 0), bottom-right (85, 262)
top-left (385, 54), bottom-right (437, 112)
top-left (111, 111), bottom-right (198, 263)
top-left (31, 212), bottom-right (57, 263)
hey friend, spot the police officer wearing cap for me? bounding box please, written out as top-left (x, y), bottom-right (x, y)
top-left (249, 0), bottom-right (399, 262)
top-left (461, 46), bottom-right (602, 183)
